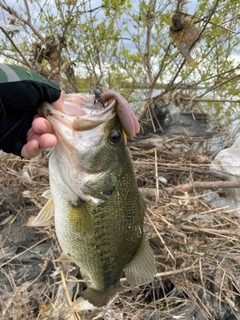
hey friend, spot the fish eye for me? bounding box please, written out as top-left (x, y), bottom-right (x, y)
top-left (109, 129), bottom-right (121, 144)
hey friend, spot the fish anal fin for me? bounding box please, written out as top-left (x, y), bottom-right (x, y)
top-left (32, 198), bottom-right (54, 226)
top-left (82, 285), bottom-right (124, 307)
top-left (124, 238), bottom-right (156, 286)
top-left (55, 252), bottom-right (72, 262)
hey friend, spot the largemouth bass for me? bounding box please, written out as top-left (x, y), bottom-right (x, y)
top-left (33, 90), bottom-right (156, 307)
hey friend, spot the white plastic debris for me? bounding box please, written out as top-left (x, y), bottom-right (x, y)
top-left (209, 135), bottom-right (240, 216)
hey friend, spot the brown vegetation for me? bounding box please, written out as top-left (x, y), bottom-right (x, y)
top-left (1, 132), bottom-right (240, 320)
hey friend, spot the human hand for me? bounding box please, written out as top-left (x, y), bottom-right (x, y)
top-left (21, 91), bottom-right (64, 158)
top-left (0, 63), bottom-right (63, 157)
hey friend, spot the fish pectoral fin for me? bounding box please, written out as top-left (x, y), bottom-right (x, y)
top-left (26, 216), bottom-right (54, 227)
top-left (68, 199), bottom-right (94, 237)
top-left (124, 238), bottom-right (156, 286)
top-left (32, 198), bottom-right (54, 226)
top-left (79, 201), bottom-right (94, 237)
top-left (55, 252), bottom-right (72, 262)
top-left (42, 189), bottom-right (52, 199)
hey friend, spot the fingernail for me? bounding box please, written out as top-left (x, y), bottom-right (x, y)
top-left (39, 122), bottom-right (47, 132)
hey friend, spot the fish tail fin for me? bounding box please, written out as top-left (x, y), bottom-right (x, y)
top-left (82, 285), bottom-right (124, 307)
top-left (124, 237), bottom-right (156, 286)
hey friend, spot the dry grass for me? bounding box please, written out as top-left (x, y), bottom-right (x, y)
top-left (0, 134), bottom-right (240, 320)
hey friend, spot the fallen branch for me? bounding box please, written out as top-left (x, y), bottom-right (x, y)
top-left (129, 137), bottom-right (164, 148)
top-left (120, 263), bottom-right (199, 282)
top-left (140, 180), bottom-right (240, 198)
top-left (0, 236), bottom-right (51, 268)
top-left (181, 225), bottom-right (240, 239)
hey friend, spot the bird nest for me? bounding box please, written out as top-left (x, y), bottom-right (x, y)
top-left (0, 134), bottom-right (240, 320)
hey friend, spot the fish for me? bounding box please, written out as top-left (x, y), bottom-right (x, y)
top-left (33, 90), bottom-right (156, 307)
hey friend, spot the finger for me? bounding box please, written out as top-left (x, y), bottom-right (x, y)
top-left (37, 90), bottom-right (65, 116)
top-left (21, 139), bottom-right (41, 158)
top-left (38, 133), bottom-right (57, 149)
top-left (28, 131), bottom-right (57, 148)
top-left (21, 133), bottom-right (57, 158)
top-left (31, 117), bottom-right (54, 134)
top-left (51, 90), bottom-right (65, 111)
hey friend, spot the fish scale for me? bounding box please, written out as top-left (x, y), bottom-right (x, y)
top-left (33, 93), bottom-right (156, 307)
top-left (50, 153), bottom-right (140, 295)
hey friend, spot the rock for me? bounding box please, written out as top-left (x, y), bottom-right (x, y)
top-left (140, 109), bottom-right (212, 138)
top-left (163, 113), bottom-right (212, 138)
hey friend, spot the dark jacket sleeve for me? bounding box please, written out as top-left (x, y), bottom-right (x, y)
top-left (0, 64), bottom-right (61, 156)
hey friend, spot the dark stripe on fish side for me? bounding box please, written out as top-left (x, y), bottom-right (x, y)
top-left (65, 198), bottom-right (126, 290)
top-left (59, 165), bottom-right (144, 300)
top-left (86, 188), bottom-right (143, 288)
top-left (89, 207), bottom-right (125, 288)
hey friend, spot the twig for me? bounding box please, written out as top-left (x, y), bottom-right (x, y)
top-left (139, 180), bottom-right (240, 198)
top-left (197, 74), bottom-right (240, 99)
top-left (208, 20), bottom-right (236, 34)
top-left (23, 0), bottom-right (31, 23)
top-left (181, 225), bottom-right (239, 239)
top-left (59, 268), bottom-right (81, 320)
top-left (0, 236), bottom-right (51, 268)
top-left (0, 2), bottom-right (45, 41)
top-left (120, 263), bottom-right (199, 282)
top-left (0, 52), bottom-right (26, 65)
top-left (59, 268), bottom-right (72, 306)
top-left (146, 211), bottom-right (175, 261)
top-left (154, 148), bottom-right (159, 199)
top-left (0, 26), bottom-right (32, 68)
top-left (154, 263), bottom-right (199, 277)
top-left (181, 97), bottom-right (240, 104)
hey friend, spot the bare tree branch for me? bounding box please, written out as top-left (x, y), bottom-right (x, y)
top-left (0, 27), bottom-right (32, 68)
top-left (23, 0), bottom-right (31, 23)
top-left (0, 2), bottom-right (44, 42)
top-left (197, 73), bottom-right (240, 99)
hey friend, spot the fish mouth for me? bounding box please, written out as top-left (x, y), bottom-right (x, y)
top-left (43, 90), bottom-right (140, 138)
top-left (42, 93), bottom-right (116, 132)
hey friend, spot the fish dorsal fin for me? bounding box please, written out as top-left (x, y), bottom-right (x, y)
top-left (32, 198), bottom-right (54, 226)
top-left (124, 238), bottom-right (156, 286)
